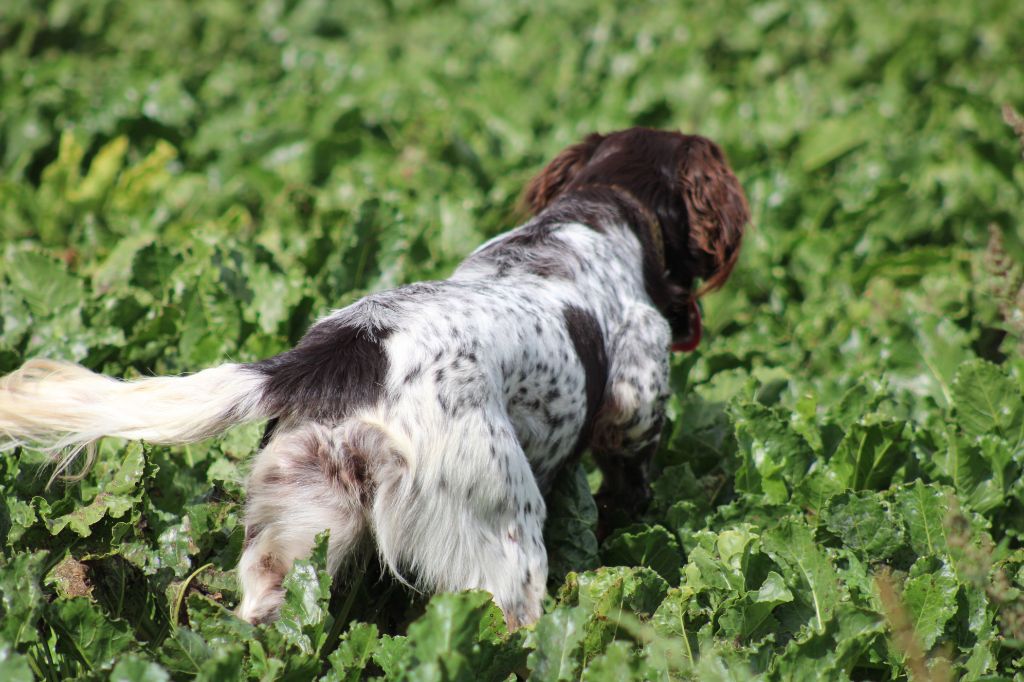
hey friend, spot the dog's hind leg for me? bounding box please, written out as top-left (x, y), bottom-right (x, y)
top-left (236, 423), bottom-right (369, 624)
top-left (368, 414), bottom-right (549, 629)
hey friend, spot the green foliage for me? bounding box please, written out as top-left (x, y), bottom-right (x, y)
top-left (2, 0), bottom-right (1024, 679)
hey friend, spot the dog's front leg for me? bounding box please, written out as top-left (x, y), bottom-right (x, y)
top-left (591, 303), bottom-right (671, 539)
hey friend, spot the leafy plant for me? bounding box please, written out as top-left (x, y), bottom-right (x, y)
top-left (2, 0), bottom-right (1024, 679)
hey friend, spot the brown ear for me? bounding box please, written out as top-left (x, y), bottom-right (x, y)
top-left (678, 136), bottom-right (749, 294)
top-left (523, 133), bottom-right (605, 214)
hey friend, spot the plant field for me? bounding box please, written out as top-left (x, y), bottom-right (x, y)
top-left (2, 0), bottom-right (1024, 679)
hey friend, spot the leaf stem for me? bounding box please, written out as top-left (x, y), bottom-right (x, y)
top-left (172, 562), bottom-right (213, 628)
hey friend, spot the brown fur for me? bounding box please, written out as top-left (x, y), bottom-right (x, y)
top-left (522, 128), bottom-right (748, 302)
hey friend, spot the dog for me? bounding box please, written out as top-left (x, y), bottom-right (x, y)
top-left (0, 127), bottom-right (748, 628)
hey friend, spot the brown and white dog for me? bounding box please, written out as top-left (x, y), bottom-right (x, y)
top-left (0, 128), bottom-right (748, 628)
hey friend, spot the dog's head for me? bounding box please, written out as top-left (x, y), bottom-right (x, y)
top-left (524, 128), bottom-right (749, 351)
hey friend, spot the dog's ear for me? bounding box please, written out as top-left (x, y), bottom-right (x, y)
top-left (678, 136), bottom-right (749, 294)
top-left (524, 133), bottom-right (605, 214)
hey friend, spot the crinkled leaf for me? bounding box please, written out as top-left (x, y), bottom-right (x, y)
top-left (731, 402), bottom-right (814, 504)
top-left (0, 550), bottom-right (48, 645)
top-left (821, 491), bottom-right (906, 561)
top-left (110, 654), bottom-right (171, 682)
top-left (718, 571), bottom-right (794, 642)
top-left (194, 644), bottom-right (246, 682)
top-left (526, 606), bottom-right (589, 682)
top-left (274, 531), bottom-right (333, 654)
top-left (3, 248), bottom-right (84, 315)
top-left (48, 598), bottom-right (135, 673)
top-left (46, 493), bottom-right (136, 537)
top-left (545, 463), bottom-right (599, 583)
top-left (953, 359), bottom-right (1024, 447)
top-left (772, 604), bottom-right (884, 681)
top-left (323, 622), bottom-right (379, 682)
top-left (830, 421), bottom-right (907, 491)
top-left (762, 520), bottom-right (840, 635)
top-left (902, 560), bottom-right (959, 651)
top-left (602, 524), bottom-right (683, 586)
top-left (893, 481), bottom-right (955, 557)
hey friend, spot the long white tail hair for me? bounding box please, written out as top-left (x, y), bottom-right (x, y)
top-left (0, 359), bottom-right (269, 478)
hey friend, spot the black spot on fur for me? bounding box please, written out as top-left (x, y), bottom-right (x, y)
top-left (404, 364), bottom-right (424, 384)
top-left (243, 522), bottom-right (265, 550)
top-left (563, 305), bottom-right (608, 458)
top-left (252, 317), bottom-right (393, 421)
top-left (347, 447), bottom-right (371, 501)
top-left (259, 418), bottom-right (279, 450)
top-left (262, 469), bottom-right (284, 487)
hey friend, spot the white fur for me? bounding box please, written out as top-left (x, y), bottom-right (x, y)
top-left (0, 359), bottom-right (266, 476)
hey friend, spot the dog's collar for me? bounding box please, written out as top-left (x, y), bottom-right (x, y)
top-left (577, 183), bottom-right (666, 271)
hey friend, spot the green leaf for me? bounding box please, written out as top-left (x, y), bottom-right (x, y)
top-left (797, 113), bottom-right (872, 170)
top-left (526, 606), bottom-right (589, 682)
top-left (3, 248), bottom-right (84, 315)
top-left (651, 588), bottom-right (697, 668)
top-left (403, 591), bottom-right (521, 682)
top-left (0, 550), bottom-right (47, 645)
top-left (573, 566), bottom-right (669, 619)
top-left (69, 136), bottom-right (128, 204)
top-left (830, 421), bottom-right (907, 491)
top-left (48, 598), bottom-right (135, 673)
top-left (0, 646), bottom-right (33, 682)
top-left (2, 494), bottom-right (37, 547)
top-left (158, 627), bottom-right (214, 676)
top-left (909, 314), bottom-right (975, 409)
top-left (602, 524), bottom-right (683, 586)
top-left (772, 604), bottom-right (884, 681)
top-left (650, 463), bottom-right (706, 517)
top-left (953, 359), bottom-right (1024, 447)
top-left (564, 566), bottom-right (669, 660)
top-left (932, 430), bottom-right (1014, 514)
top-left (892, 481), bottom-right (955, 557)
top-left (373, 634), bottom-right (412, 680)
top-left (718, 571), bottom-right (794, 642)
top-left (581, 640), bottom-right (650, 681)
top-left (545, 463), bottom-right (599, 583)
top-left (185, 592), bottom-right (254, 647)
top-left (407, 590), bottom-right (495, 665)
top-left (194, 644), bottom-right (246, 682)
top-left (274, 531), bottom-right (333, 655)
top-left (107, 443), bottom-right (147, 495)
top-left (902, 560), bottom-right (959, 650)
top-left (47, 492), bottom-right (136, 537)
top-left (323, 622), bottom-right (379, 682)
top-left (731, 402), bottom-right (814, 504)
top-left (762, 519), bottom-right (840, 635)
top-left (131, 243), bottom-right (181, 293)
top-left (821, 491), bottom-right (906, 560)
top-left (110, 654), bottom-right (171, 682)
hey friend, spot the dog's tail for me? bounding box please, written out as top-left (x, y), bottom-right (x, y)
top-left (0, 359), bottom-right (270, 477)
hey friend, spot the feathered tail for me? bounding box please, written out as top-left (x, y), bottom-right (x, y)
top-left (0, 359), bottom-right (270, 477)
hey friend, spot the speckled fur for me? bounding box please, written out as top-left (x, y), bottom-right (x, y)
top-left (0, 128), bottom-right (749, 629)
top-left (239, 219), bottom-right (667, 628)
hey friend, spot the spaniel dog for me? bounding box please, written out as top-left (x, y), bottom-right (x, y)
top-left (0, 128), bottom-right (748, 628)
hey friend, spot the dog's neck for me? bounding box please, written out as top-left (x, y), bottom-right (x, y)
top-left (571, 183), bottom-right (666, 272)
